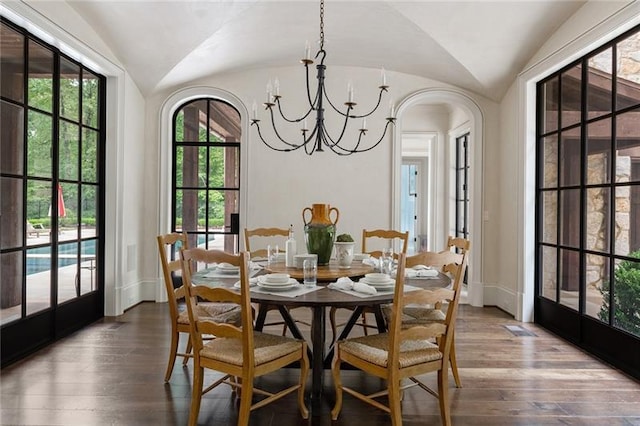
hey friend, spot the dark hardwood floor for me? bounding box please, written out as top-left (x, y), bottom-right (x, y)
top-left (1, 303), bottom-right (639, 425)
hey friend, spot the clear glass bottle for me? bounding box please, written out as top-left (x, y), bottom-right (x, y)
top-left (285, 224), bottom-right (297, 267)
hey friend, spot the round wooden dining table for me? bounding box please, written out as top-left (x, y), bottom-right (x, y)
top-left (192, 262), bottom-right (450, 416)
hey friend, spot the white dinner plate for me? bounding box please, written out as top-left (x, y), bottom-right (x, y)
top-left (360, 277), bottom-right (395, 287)
top-left (257, 282), bottom-right (298, 291)
top-left (257, 276), bottom-right (298, 287)
top-left (217, 266), bottom-right (240, 274)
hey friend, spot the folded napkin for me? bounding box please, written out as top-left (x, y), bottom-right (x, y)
top-left (248, 261), bottom-right (264, 270)
top-left (406, 268), bottom-right (439, 278)
top-left (328, 277), bottom-right (377, 295)
top-left (233, 277), bottom-right (258, 289)
top-left (361, 256), bottom-right (379, 267)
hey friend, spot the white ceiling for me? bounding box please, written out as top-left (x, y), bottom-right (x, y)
top-left (61, 0), bottom-right (590, 101)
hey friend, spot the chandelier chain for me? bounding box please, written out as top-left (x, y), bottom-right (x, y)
top-left (319, 0), bottom-right (325, 50)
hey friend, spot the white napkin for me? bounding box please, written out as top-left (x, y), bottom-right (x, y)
top-left (248, 261), bottom-right (264, 270)
top-left (362, 256), bottom-right (379, 267)
top-left (406, 268), bottom-right (438, 278)
top-left (233, 277), bottom-right (258, 289)
top-left (328, 277), bottom-right (377, 295)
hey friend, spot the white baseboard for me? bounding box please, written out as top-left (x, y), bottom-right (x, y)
top-left (483, 284), bottom-right (517, 317)
top-left (120, 279), bottom-right (158, 311)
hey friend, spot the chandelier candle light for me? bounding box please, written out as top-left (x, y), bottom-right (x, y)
top-left (250, 0), bottom-right (396, 156)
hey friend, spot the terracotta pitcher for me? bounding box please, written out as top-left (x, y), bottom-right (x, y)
top-left (302, 204), bottom-right (339, 265)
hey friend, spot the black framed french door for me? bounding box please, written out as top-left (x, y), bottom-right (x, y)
top-left (1, 17), bottom-right (106, 366)
top-left (535, 25), bottom-right (640, 380)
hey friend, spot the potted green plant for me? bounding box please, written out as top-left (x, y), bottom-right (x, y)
top-left (334, 233), bottom-right (355, 269)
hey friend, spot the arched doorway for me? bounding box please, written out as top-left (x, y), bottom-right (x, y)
top-left (392, 88), bottom-right (484, 307)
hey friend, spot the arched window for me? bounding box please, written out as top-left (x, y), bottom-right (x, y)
top-left (171, 98), bottom-right (241, 252)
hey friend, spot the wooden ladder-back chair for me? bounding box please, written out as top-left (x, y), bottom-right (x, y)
top-left (243, 227), bottom-right (289, 259)
top-left (361, 229), bottom-right (409, 259)
top-left (383, 237), bottom-right (471, 388)
top-left (329, 228), bottom-right (410, 341)
top-left (331, 253), bottom-right (466, 426)
top-left (244, 227), bottom-right (309, 336)
top-left (180, 248), bottom-right (309, 426)
top-left (156, 233), bottom-right (242, 382)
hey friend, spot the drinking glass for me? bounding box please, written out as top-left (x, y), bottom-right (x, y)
top-left (267, 244), bottom-right (279, 267)
top-left (380, 247), bottom-right (394, 275)
top-left (303, 258), bottom-right (317, 286)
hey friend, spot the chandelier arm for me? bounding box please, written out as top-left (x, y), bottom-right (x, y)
top-left (349, 119), bottom-right (395, 153)
top-left (267, 106), bottom-right (307, 149)
top-left (321, 130), bottom-right (353, 156)
top-left (304, 62), bottom-right (320, 109)
top-left (274, 98), bottom-right (315, 123)
top-left (348, 86), bottom-right (388, 119)
top-left (251, 121), bottom-right (296, 152)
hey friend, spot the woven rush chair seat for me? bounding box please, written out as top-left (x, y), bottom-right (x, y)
top-left (200, 331), bottom-right (303, 366)
top-left (338, 333), bottom-right (442, 368)
top-left (382, 304), bottom-right (446, 324)
top-left (177, 303), bottom-right (241, 326)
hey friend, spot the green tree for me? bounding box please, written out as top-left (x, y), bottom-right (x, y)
top-left (599, 251), bottom-right (640, 337)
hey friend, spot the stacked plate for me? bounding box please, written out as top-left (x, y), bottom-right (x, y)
top-left (217, 262), bottom-right (240, 274)
top-left (360, 273), bottom-right (395, 290)
top-left (257, 273), bottom-right (298, 291)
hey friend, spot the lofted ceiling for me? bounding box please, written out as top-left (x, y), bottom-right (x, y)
top-left (55, 0), bottom-right (593, 101)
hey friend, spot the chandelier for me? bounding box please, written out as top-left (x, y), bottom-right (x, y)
top-left (250, 0), bottom-right (395, 156)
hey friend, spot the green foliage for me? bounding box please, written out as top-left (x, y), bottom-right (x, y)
top-left (599, 250), bottom-right (640, 336)
top-left (336, 233), bottom-right (354, 242)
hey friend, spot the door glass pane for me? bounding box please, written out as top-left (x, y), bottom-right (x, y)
top-left (560, 189), bottom-right (580, 248)
top-left (616, 31), bottom-right (640, 111)
top-left (587, 48), bottom-right (612, 120)
top-left (175, 189), bottom-right (204, 232)
top-left (178, 100), bottom-right (207, 142)
top-left (616, 107), bottom-right (640, 184)
top-left (26, 246), bottom-right (51, 315)
top-left (81, 184), bottom-right (98, 238)
top-left (82, 71), bottom-right (100, 128)
top-left (208, 189), bottom-right (238, 230)
top-left (0, 251), bottom-right (23, 325)
top-left (175, 146), bottom-right (206, 188)
top-left (26, 180), bottom-right (51, 246)
top-left (59, 121), bottom-right (79, 181)
top-left (615, 185), bottom-right (634, 256)
top-left (209, 146), bottom-right (239, 188)
top-left (585, 253), bottom-right (610, 321)
top-left (208, 101), bottom-right (241, 142)
top-left (58, 242), bottom-right (78, 304)
top-left (27, 40), bottom-right (53, 113)
top-left (541, 246), bottom-right (557, 301)
top-left (612, 256), bottom-right (640, 337)
top-left (542, 135), bottom-right (558, 188)
top-left (559, 248), bottom-right (580, 310)
top-left (60, 183), bottom-right (79, 242)
top-left (1, 101), bottom-right (24, 175)
top-left (59, 57), bottom-right (80, 122)
top-left (560, 127), bottom-right (581, 187)
top-left (561, 64), bottom-right (582, 129)
top-left (27, 110), bottom-right (52, 178)
top-left (586, 118), bottom-right (611, 184)
top-left (82, 128), bottom-right (98, 183)
top-left (586, 187), bottom-right (610, 253)
top-left (0, 23), bottom-right (24, 102)
top-left (80, 239), bottom-right (97, 293)
top-left (541, 191), bottom-right (557, 245)
top-left (1, 177), bottom-right (24, 250)
top-left (542, 76), bottom-right (559, 133)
